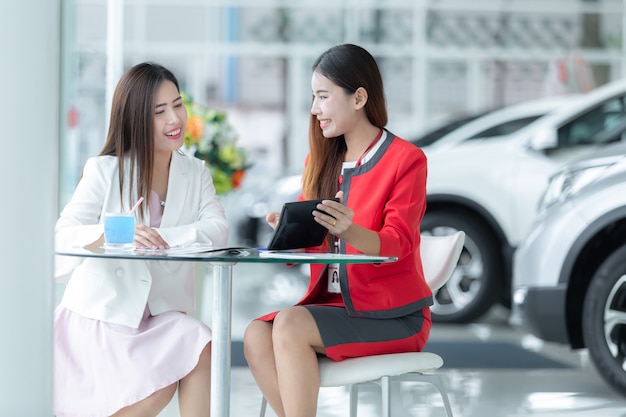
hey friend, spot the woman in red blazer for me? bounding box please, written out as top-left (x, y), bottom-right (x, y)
top-left (244, 43), bottom-right (432, 417)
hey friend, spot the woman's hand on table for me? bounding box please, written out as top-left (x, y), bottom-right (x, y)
top-left (134, 224), bottom-right (170, 250)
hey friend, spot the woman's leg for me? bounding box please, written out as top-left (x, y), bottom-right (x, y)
top-left (244, 320), bottom-right (286, 417)
top-left (110, 383), bottom-right (177, 417)
top-left (177, 342), bottom-right (212, 417)
top-left (272, 306), bottom-right (325, 417)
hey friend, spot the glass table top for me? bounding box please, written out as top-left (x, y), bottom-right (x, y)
top-left (55, 244), bottom-right (397, 264)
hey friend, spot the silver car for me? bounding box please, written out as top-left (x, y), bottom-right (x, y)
top-left (512, 140), bottom-right (626, 395)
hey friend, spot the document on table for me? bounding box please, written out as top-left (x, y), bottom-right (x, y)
top-left (134, 243), bottom-right (217, 255)
top-left (133, 244), bottom-right (260, 256)
top-left (258, 251), bottom-right (317, 259)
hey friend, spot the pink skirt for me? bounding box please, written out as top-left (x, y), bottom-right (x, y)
top-left (53, 306), bottom-right (212, 417)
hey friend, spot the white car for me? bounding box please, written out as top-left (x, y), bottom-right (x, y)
top-left (416, 95), bottom-right (573, 149)
top-left (234, 97), bottom-right (560, 246)
top-left (425, 78), bottom-right (626, 323)
top-left (511, 141), bottom-right (626, 395)
top-left (235, 97), bottom-right (568, 249)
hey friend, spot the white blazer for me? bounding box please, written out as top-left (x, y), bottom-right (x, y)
top-left (55, 150), bottom-right (229, 328)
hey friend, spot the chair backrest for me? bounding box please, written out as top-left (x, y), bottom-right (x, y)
top-left (420, 231), bottom-right (465, 291)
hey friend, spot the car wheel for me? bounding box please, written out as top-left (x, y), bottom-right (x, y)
top-left (582, 243), bottom-right (626, 395)
top-left (421, 210), bottom-right (502, 323)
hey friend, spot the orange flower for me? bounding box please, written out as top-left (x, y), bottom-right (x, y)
top-left (186, 115), bottom-right (204, 143)
top-left (181, 91), bottom-right (251, 194)
top-left (232, 170), bottom-right (246, 189)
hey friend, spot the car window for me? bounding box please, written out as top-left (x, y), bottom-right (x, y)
top-left (466, 115), bottom-right (543, 140)
top-left (411, 114), bottom-right (483, 147)
top-left (558, 95), bottom-right (626, 147)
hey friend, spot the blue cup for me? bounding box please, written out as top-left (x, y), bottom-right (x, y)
top-left (104, 213), bottom-right (136, 249)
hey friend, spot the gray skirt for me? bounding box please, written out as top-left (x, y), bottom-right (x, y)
top-left (303, 305), bottom-right (431, 361)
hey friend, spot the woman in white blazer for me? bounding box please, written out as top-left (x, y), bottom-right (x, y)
top-left (54, 62), bottom-right (229, 417)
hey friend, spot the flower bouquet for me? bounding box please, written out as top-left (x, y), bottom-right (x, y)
top-left (182, 92), bottom-right (250, 195)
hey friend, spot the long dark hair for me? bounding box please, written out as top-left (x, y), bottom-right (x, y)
top-left (302, 44), bottom-right (388, 200)
top-left (99, 62), bottom-right (180, 220)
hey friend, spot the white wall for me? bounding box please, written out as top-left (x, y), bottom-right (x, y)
top-left (0, 0), bottom-right (59, 415)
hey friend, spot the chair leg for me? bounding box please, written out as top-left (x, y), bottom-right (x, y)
top-left (259, 396), bottom-right (267, 417)
top-left (261, 375), bottom-right (453, 417)
top-left (381, 376), bottom-right (392, 417)
top-left (349, 383), bottom-right (359, 417)
top-left (395, 373), bottom-right (454, 417)
top-left (427, 374), bottom-right (454, 417)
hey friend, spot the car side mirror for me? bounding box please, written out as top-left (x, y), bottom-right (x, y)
top-left (527, 128), bottom-right (558, 151)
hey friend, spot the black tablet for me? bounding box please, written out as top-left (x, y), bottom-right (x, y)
top-left (267, 198), bottom-right (339, 250)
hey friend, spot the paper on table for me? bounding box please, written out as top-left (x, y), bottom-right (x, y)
top-left (258, 251), bottom-right (317, 259)
top-left (134, 242), bottom-right (216, 255)
top-left (133, 244), bottom-right (262, 257)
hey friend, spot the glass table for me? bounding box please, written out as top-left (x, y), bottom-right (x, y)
top-left (56, 245), bottom-right (397, 416)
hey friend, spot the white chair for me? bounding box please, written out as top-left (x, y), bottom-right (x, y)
top-left (259, 231), bottom-right (465, 417)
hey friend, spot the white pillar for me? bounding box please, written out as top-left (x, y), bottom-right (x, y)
top-left (286, 55), bottom-right (309, 172)
top-left (623, 0), bottom-right (626, 79)
top-left (106, 0), bottom-right (125, 124)
top-left (0, 0), bottom-right (59, 415)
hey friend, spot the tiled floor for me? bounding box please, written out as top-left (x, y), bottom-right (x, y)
top-left (226, 366), bottom-right (624, 417)
top-left (154, 263), bottom-right (626, 417)
top-left (159, 322), bottom-right (626, 417)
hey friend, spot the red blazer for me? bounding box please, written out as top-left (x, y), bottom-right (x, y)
top-left (297, 132), bottom-right (432, 319)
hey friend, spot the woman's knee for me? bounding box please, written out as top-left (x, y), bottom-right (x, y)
top-left (272, 307), bottom-right (317, 346)
top-left (243, 320), bottom-right (273, 361)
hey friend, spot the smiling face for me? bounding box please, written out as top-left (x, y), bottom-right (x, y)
top-left (153, 80), bottom-right (187, 154)
top-left (310, 71), bottom-right (361, 139)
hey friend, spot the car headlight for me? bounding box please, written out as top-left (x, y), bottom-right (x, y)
top-left (538, 162), bottom-right (614, 213)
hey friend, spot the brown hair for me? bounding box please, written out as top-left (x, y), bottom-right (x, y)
top-left (302, 44), bottom-right (388, 200)
top-left (98, 62), bottom-right (180, 221)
